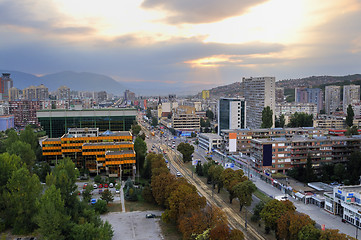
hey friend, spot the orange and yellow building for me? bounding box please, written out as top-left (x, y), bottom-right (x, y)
top-left (42, 128), bottom-right (136, 178)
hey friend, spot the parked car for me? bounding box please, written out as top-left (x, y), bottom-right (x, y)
top-left (98, 184), bottom-right (103, 188)
top-left (90, 199), bottom-right (97, 204)
top-left (93, 184), bottom-right (97, 189)
top-left (176, 171), bottom-right (181, 177)
top-left (83, 183), bottom-right (88, 189)
top-left (115, 189), bottom-right (120, 194)
top-left (109, 183), bottom-right (114, 188)
top-left (104, 184), bottom-right (108, 188)
top-left (145, 213), bottom-right (156, 218)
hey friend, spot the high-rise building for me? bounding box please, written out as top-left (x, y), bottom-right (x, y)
top-left (325, 86), bottom-right (341, 114)
top-left (124, 90), bottom-right (135, 102)
top-left (218, 98), bottom-right (246, 135)
top-left (9, 87), bottom-right (20, 101)
top-left (242, 77), bottom-right (275, 129)
top-left (275, 87), bottom-right (284, 103)
top-left (202, 90), bottom-right (210, 100)
top-left (57, 86), bottom-right (70, 100)
top-left (23, 84), bottom-right (49, 100)
top-left (295, 87), bottom-right (323, 113)
top-left (0, 73), bottom-right (13, 101)
top-left (9, 100), bottom-right (42, 128)
top-left (343, 85), bottom-right (360, 112)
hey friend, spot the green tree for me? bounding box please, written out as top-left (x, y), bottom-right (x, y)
top-left (334, 163), bottom-right (346, 182)
top-left (251, 201), bottom-right (265, 222)
top-left (82, 184), bottom-right (94, 203)
top-left (3, 167), bottom-right (42, 234)
top-left (33, 161), bottom-right (51, 183)
top-left (305, 155), bottom-right (315, 182)
top-left (206, 110), bottom-right (214, 121)
top-left (261, 106), bottom-right (273, 128)
top-left (36, 185), bottom-right (70, 240)
top-left (298, 224), bottom-right (321, 240)
top-left (233, 180), bottom-right (257, 211)
top-left (275, 114), bottom-right (286, 128)
top-left (345, 125), bottom-right (358, 136)
top-left (208, 165), bottom-right (224, 193)
top-left (346, 104), bottom-right (354, 127)
top-left (220, 169), bottom-right (247, 204)
top-left (151, 117), bottom-right (158, 127)
top-left (93, 200), bottom-right (108, 214)
top-left (346, 151), bottom-right (361, 184)
top-left (134, 136), bottom-right (147, 174)
top-left (7, 141), bottom-right (36, 170)
top-left (131, 124), bottom-right (142, 136)
top-left (287, 112), bottom-right (313, 127)
top-left (71, 220), bottom-right (113, 240)
top-left (177, 142), bottom-right (194, 163)
top-left (4, 129), bottom-right (19, 150)
top-left (101, 189), bottom-right (114, 203)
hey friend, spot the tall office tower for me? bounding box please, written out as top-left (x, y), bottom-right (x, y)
top-left (325, 86), bottom-right (341, 114)
top-left (343, 85), bottom-right (360, 112)
top-left (218, 98), bottom-right (246, 135)
top-left (295, 87), bottom-right (323, 113)
top-left (124, 90), bottom-right (135, 102)
top-left (57, 86), bottom-right (70, 100)
top-left (242, 77), bottom-right (275, 129)
top-left (0, 73), bottom-right (13, 101)
top-left (275, 87), bottom-right (284, 103)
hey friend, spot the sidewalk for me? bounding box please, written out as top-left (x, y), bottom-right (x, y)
top-left (120, 181), bottom-right (126, 213)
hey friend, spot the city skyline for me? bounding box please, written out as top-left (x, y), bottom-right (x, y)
top-left (1, 0), bottom-right (361, 94)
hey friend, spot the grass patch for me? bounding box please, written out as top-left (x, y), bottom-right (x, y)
top-left (125, 196), bottom-right (164, 212)
top-left (254, 189), bottom-right (272, 203)
top-left (159, 220), bottom-right (182, 240)
top-left (107, 202), bottom-right (122, 212)
top-left (271, 173), bottom-right (287, 179)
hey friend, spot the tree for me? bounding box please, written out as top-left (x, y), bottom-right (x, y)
top-left (347, 151), bottom-right (361, 184)
top-left (319, 229), bottom-right (355, 240)
top-left (151, 172), bottom-right (177, 207)
top-left (277, 212), bottom-right (315, 240)
top-left (146, 108), bottom-right (152, 118)
top-left (7, 141), bottom-right (36, 170)
top-left (177, 142), bottom-right (194, 163)
top-left (151, 117), bottom-right (158, 127)
top-left (71, 220), bottom-right (113, 240)
top-left (345, 125), bottom-right (358, 136)
top-left (36, 185), bottom-right (71, 240)
top-left (251, 201), bottom-right (265, 222)
top-left (275, 114), bottom-right (286, 128)
top-left (298, 224), bottom-right (321, 240)
top-left (3, 167), bottom-right (42, 234)
top-left (260, 199), bottom-right (296, 231)
top-left (334, 163), bottom-right (346, 182)
top-left (206, 110), bottom-right (214, 121)
top-left (82, 184), bottom-right (94, 203)
top-left (33, 161), bottom-right (52, 183)
top-left (346, 104), bottom-right (354, 127)
top-left (165, 183), bottom-right (206, 222)
top-left (131, 124), bottom-right (141, 136)
top-left (208, 165), bottom-right (224, 192)
top-left (134, 136), bottom-right (147, 174)
top-left (93, 199), bottom-right (108, 214)
top-left (101, 189), bottom-right (114, 203)
top-left (287, 112), bottom-right (313, 127)
top-left (220, 169), bottom-right (247, 204)
top-left (261, 106), bottom-right (273, 128)
top-left (233, 180), bottom-right (257, 212)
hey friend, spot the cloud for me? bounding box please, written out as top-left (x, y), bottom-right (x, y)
top-left (141, 0), bottom-right (268, 24)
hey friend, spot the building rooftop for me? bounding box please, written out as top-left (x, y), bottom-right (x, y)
top-left (105, 150), bottom-right (135, 156)
top-left (83, 142), bottom-right (133, 147)
top-left (199, 133), bottom-right (222, 139)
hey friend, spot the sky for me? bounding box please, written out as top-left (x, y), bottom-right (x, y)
top-left (1, 0), bottom-right (361, 95)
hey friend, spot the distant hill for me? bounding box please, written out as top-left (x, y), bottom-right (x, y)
top-left (0, 70), bottom-right (124, 94)
top-left (200, 74), bottom-right (361, 99)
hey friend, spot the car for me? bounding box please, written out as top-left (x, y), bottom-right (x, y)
top-left (109, 183), bottom-right (114, 188)
top-left (176, 171), bottom-right (181, 177)
top-left (93, 184), bottom-right (97, 189)
top-left (115, 189), bottom-right (120, 194)
top-left (104, 184), bottom-right (108, 188)
top-left (145, 213), bottom-right (156, 218)
top-left (99, 189), bottom-right (103, 194)
top-left (98, 184), bottom-right (103, 188)
top-left (83, 183), bottom-right (88, 189)
top-left (90, 199), bottom-right (97, 205)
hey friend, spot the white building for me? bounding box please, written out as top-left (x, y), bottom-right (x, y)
top-left (276, 102), bottom-right (318, 124)
top-left (198, 133), bottom-right (222, 152)
top-left (343, 85), bottom-right (360, 112)
top-left (218, 98), bottom-right (246, 135)
top-left (242, 77), bottom-right (275, 129)
top-left (325, 86), bottom-right (341, 115)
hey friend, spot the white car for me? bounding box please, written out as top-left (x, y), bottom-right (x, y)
top-left (176, 171), bottom-right (181, 177)
top-left (116, 189), bottom-right (120, 194)
top-left (109, 183), bottom-right (114, 188)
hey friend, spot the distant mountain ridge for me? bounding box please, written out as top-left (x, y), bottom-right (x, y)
top-left (0, 70), bottom-right (124, 94)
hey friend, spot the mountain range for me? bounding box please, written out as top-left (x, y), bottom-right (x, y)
top-left (0, 70), bottom-right (124, 95)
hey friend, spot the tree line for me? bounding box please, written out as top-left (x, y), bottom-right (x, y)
top-left (141, 152), bottom-right (245, 240)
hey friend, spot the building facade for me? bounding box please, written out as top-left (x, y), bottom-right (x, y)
top-left (242, 77), bottom-right (275, 129)
top-left (0, 115), bottom-right (14, 131)
top-left (0, 73), bottom-right (13, 101)
top-left (198, 133), bottom-right (222, 152)
top-left (57, 86), bottom-right (70, 100)
top-left (343, 85), bottom-right (360, 112)
top-left (325, 86), bottom-right (341, 115)
top-left (218, 98), bottom-right (246, 135)
top-left (37, 108), bottom-right (137, 138)
top-left (23, 84), bottom-right (49, 101)
top-left (42, 128), bottom-right (135, 178)
top-left (275, 102), bottom-right (318, 120)
top-left (9, 100), bottom-right (42, 128)
top-left (295, 87), bottom-right (323, 113)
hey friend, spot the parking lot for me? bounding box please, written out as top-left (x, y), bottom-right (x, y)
top-left (75, 182), bottom-right (121, 203)
top-left (101, 211), bottom-right (164, 240)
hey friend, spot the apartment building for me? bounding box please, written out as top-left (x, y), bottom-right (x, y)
top-left (42, 128), bottom-right (135, 178)
top-left (275, 102), bottom-right (317, 122)
top-left (295, 87), bottom-right (323, 113)
top-left (198, 133), bottom-right (222, 152)
top-left (9, 100), bottom-right (42, 128)
top-left (325, 86), bottom-right (341, 115)
top-left (23, 84), bottom-right (49, 101)
top-left (242, 77), bottom-right (275, 129)
top-left (218, 98), bottom-right (246, 135)
top-left (343, 85), bottom-right (360, 112)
